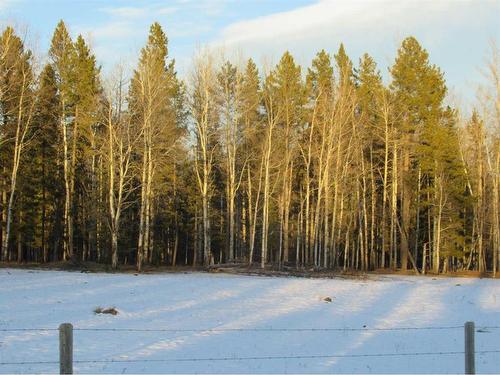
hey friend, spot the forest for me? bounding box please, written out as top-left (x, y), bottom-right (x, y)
top-left (0, 21), bottom-right (499, 275)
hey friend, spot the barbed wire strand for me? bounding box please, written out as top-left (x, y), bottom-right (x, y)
top-left (3, 325), bottom-right (490, 333)
top-left (1, 350), bottom-right (500, 366)
top-left (73, 326), bottom-right (466, 332)
top-left (0, 328), bottom-right (58, 332)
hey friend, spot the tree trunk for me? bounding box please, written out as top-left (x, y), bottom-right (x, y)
top-left (111, 229), bottom-right (118, 269)
top-left (400, 148), bottom-right (410, 270)
top-left (137, 126), bottom-right (148, 272)
top-left (1, 171), bottom-right (7, 261)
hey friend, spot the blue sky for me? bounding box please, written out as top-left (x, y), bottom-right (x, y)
top-left (1, 0), bottom-right (499, 104)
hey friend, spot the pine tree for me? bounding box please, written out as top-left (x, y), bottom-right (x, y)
top-left (0, 26), bottom-right (35, 261)
top-left (32, 64), bottom-right (62, 262)
top-left (73, 34), bottom-right (102, 261)
top-left (0, 20), bottom-right (497, 274)
top-left (334, 43), bottom-right (355, 87)
top-left (390, 36), bottom-right (447, 271)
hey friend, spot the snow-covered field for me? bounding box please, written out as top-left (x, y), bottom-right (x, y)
top-left (0, 269), bottom-right (499, 374)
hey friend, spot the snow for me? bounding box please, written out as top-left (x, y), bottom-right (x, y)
top-left (0, 269), bottom-right (499, 374)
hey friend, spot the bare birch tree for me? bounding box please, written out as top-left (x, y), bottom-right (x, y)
top-left (191, 50), bottom-right (219, 265)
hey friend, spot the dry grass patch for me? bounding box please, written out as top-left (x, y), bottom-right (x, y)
top-left (94, 306), bottom-right (119, 315)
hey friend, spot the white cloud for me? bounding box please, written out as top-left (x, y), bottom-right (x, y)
top-left (100, 6), bottom-right (149, 18)
top-left (88, 21), bottom-right (137, 39)
top-left (80, 4), bottom-right (181, 41)
top-left (216, 0), bottom-right (477, 48)
top-left (0, 0), bottom-right (15, 12)
top-left (211, 0), bottom-right (498, 100)
top-left (171, 0), bottom-right (233, 16)
top-left (169, 22), bottom-right (213, 38)
top-left (68, 0), bottom-right (497, 103)
top-left (100, 5), bottom-right (179, 18)
top-left (76, 4), bottom-right (181, 52)
top-left (157, 7), bottom-right (178, 15)
top-left (214, 0), bottom-right (492, 55)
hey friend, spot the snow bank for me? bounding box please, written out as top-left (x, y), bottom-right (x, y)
top-left (0, 269), bottom-right (498, 373)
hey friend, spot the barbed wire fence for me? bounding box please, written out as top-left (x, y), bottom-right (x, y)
top-left (0, 322), bottom-right (498, 374)
top-left (2, 324), bottom-right (499, 332)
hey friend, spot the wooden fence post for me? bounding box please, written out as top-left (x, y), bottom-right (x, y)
top-left (59, 323), bottom-right (73, 375)
top-left (464, 321), bottom-right (475, 375)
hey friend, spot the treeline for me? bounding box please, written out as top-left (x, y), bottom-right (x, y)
top-left (1, 21), bottom-right (499, 274)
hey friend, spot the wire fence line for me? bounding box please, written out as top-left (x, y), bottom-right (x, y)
top-left (1, 350), bottom-right (500, 366)
top-left (2, 324), bottom-right (499, 333)
top-left (1, 322), bottom-right (498, 372)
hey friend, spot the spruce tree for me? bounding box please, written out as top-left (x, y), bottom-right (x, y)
top-left (390, 36), bottom-right (447, 270)
top-left (32, 64), bottom-right (62, 262)
top-left (73, 34), bottom-right (102, 261)
top-left (0, 26), bottom-right (35, 261)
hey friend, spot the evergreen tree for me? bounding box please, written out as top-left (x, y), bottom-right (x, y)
top-left (0, 26), bottom-right (35, 261)
top-left (0, 20), bottom-right (496, 275)
top-left (390, 36), bottom-right (448, 270)
top-left (31, 64), bottom-right (62, 262)
top-left (73, 34), bottom-right (102, 261)
top-left (334, 43), bottom-right (355, 87)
